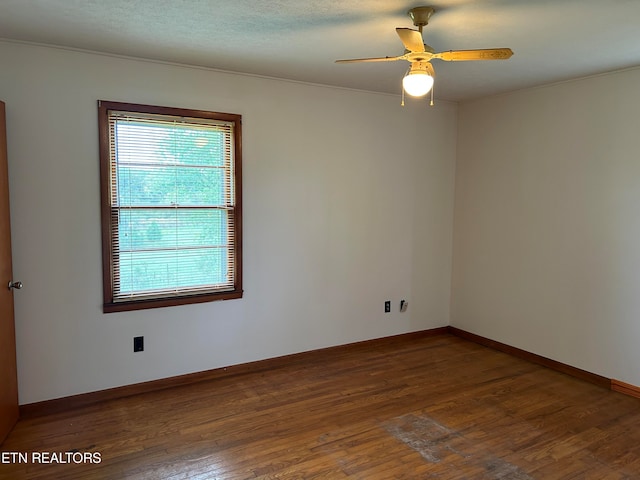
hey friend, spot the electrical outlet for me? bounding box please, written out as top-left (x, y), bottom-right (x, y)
top-left (384, 301), bottom-right (391, 313)
top-left (400, 300), bottom-right (408, 312)
top-left (133, 336), bottom-right (144, 352)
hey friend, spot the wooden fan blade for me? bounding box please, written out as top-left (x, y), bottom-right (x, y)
top-left (335, 56), bottom-right (403, 64)
top-left (432, 48), bottom-right (513, 61)
top-left (396, 28), bottom-right (425, 53)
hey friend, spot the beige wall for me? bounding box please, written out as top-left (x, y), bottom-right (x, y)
top-left (8, 36), bottom-right (636, 405)
top-left (0, 41), bottom-right (457, 404)
top-left (452, 67), bottom-right (640, 385)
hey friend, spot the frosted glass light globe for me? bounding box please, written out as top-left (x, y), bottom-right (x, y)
top-left (403, 71), bottom-right (434, 97)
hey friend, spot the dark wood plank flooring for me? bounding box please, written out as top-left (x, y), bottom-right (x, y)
top-left (2, 334), bottom-right (640, 479)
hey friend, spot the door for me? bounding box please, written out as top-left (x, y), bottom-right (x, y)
top-left (0, 100), bottom-right (19, 444)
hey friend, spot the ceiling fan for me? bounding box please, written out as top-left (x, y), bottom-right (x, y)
top-left (335, 6), bottom-right (513, 104)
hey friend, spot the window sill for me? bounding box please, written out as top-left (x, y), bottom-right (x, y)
top-left (103, 290), bottom-right (243, 313)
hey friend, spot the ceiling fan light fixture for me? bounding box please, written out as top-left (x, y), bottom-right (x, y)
top-left (335, 6), bottom-right (513, 105)
top-left (402, 70), bottom-right (434, 97)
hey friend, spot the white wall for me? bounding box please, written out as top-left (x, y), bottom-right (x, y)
top-left (452, 67), bottom-right (640, 385)
top-left (0, 41), bottom-right (457, 404)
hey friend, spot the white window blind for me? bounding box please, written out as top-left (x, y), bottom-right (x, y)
top-left (106, 110), bottom-right (237, 302)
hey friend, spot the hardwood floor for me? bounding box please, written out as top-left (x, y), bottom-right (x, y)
top-left (2, 333), bottom-right (640, 479)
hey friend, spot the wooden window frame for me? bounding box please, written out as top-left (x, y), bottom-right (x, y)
top-left (98, 101), bottom-right (243, 313)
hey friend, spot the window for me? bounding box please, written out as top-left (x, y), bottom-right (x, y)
top-left (98, 101), bottom-right (242, 312)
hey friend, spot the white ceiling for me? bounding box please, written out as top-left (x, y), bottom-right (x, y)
top-left (1, 0), bottom-right (639, 102)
